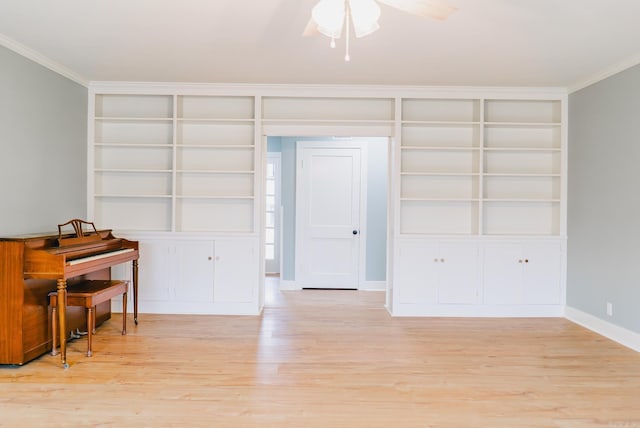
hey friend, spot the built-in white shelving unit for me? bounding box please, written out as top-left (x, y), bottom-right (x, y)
top-left (394, 95), bottom-right (565, 316)
top-left (93, 94), bottom-right (175, 231)
top-left (89, 85), bottom-right (566, 318)
top-left (482, 99), bottom-right (561, 236)
top-left (92, 94), bottom-right (256, 234)
top-left (91, 91), bottom-right (261, 315)
top-left (400, 98), bottom-right (481, 235)
top-left (175, 95), bottom-right (255, 233)
top-left (398, 98), bottom-right (562, 237)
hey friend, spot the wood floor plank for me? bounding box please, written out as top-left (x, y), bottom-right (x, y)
top-left (1, 282), bottom-right (639, 427)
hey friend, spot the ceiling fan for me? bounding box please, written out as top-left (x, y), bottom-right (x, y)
top-left (303, 0), bottom-right (457, 61)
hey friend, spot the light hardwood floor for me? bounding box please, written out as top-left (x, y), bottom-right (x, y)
top-left (1, 280), bottom-right (640, 427)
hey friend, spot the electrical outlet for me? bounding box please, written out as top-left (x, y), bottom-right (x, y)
top-left (606, 302), bottom-right (613, 317)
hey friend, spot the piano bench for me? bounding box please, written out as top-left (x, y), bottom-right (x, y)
top-left (49, 280), bottom-right (128, 357)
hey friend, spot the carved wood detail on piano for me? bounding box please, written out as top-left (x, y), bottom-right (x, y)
top-left (0, 225), bottom-right (139, 367)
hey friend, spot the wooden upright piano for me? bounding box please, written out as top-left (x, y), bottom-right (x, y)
top-left (0, 220), bottom-right (139, 367)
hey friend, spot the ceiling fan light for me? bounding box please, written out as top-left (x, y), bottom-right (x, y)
top-left (348, 0), bottom-right (381, 38)
top-left (312, 0), bottom-right (346, 39)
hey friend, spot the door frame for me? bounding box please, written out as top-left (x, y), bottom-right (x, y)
top-left (295, 140), bottom-right (369, 290)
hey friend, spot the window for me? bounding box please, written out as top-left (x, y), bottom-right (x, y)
top-left (265, 154), bottom-right (281, 273)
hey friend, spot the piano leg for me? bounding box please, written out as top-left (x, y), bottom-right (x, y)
top-left (86, 307), bottom-right (94, 357)
top-left (122, 291), bottom-right (127, 335)
top-left (133, 259), bottom-right (139, 325)
top-left (56, 279), bottom-right (69, 369)
top-left (51, 304), bottom-right (58, 356)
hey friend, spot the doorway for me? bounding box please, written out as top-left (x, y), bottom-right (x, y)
top-left (264, 136), bottom-right (388, 292)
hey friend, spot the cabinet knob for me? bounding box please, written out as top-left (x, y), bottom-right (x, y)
top-left (440, 258), bottom-right (445, 263)
top-left (518, 259), bottom-right (523, 263)
top-left (434, 258), bottom-right (438, 263)
top-left (208, 256), bottom-right (213, 261)
top-left (524, 259), bottom-right (529, 263)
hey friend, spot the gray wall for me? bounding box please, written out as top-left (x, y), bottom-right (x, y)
top-left (268, 136), bottom-right (388, 283)
top-left (0, 46), bottom-right (87, 236)
top-left (568, 64), bottom-right (640, 333)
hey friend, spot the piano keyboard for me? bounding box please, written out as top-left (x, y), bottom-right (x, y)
top-left (67, 248), bottom-right (135, 266)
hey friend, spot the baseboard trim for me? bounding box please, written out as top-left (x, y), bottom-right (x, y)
top-left (360, 281), bottom-right (386, 291)
top-left (279, 280), bottom-right (301, 291)
top-left (392, 303), bottom-right (564, 318)
top-left (565, 306), bottom-right (640, 352)
top-left (278, 280), bottom-right (386, 291)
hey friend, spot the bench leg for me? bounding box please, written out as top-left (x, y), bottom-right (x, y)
top-left (122, 291), bottom-right (127, 335)
top-left (86, 307), bottom-right (94, 357)
top-left (51, 304), bottom-right (58, 356)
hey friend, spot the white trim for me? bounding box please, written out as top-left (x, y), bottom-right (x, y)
top-left (569, 54), bottom-right (640, 93)
top-left (262, 124), bottom-right (393, 138)
top-left (393, 304), bottom-right (565, 318)
top-left (279, 205), bottom-right (284, 278)
top-left (0, 32), bottom-right (88, 87)
top-left (279, 280), bottom-right (301, 291)
top-left (89, 81), bottom-right (567, 100)
top-left (135, 301), bottom-right (261, 316)
top-left (358, 144), bottom-right (369, 292)
top-left (86, 87), bottom-right (96, 221)
top-left (278, 280), bottom-right (387, 291)
top-left (360, 281), bottom-right (386, 291)
top-left (565, 306), bottom-right (640, 353)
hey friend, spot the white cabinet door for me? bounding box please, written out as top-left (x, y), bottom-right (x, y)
top-left (483, 241), bottom-right (562, 305)
top-left (522, 242), bottom-right (562, 304)
top-left (483, 243), bottom-right (523, 304)
top-left (175, 241), bottom-right (215, 303)
top-left (395, 240), bottom-right (479, 305)
top-left (437, 242), bottom-right (479, 304)
top-left (214, 239), bottom-right (258, 303)
top-left (395, 240), bottom-right (438, 304)
top-left (138, 240), bottom-right (172, 301)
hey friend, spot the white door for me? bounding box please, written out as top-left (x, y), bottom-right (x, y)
top-left (296, 146), bottom-right (362, 289)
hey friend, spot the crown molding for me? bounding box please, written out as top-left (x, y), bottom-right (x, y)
top-left (569, 54), bottom-right (640, 94)
top-left (0, 32), bottom-right (88, 87)
top-left (88, 80), bottom-right (567, 100)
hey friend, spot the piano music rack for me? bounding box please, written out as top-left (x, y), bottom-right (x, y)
top-left (57, 219), bottom-right (102, 247)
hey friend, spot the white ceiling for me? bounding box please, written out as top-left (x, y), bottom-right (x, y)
top-left (1, 0), bottom-right (640, 89)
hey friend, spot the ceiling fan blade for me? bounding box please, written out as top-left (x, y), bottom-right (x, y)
top-left (376, 0), bottom-right (457, 20)
top-left (302, 17), bottom-right (320, 37)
